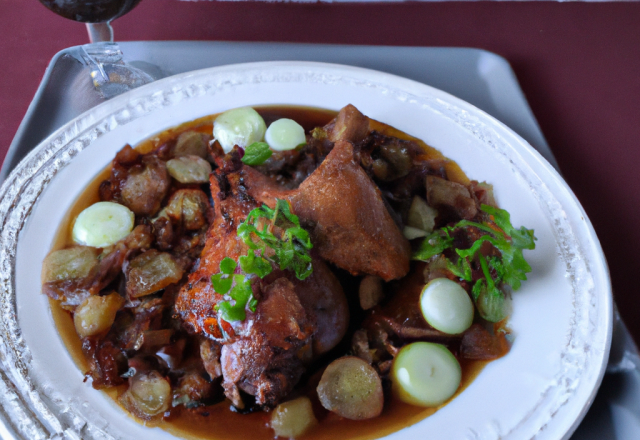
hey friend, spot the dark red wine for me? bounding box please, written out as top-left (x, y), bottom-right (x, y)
top-left (38, 0), bottom-right (142, 23)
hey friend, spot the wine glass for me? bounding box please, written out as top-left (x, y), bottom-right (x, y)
top-left (38, 0), bottom-right (153, 99)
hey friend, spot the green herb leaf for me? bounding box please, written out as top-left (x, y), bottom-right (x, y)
top-left (211, 273), bottom-right (232, 295)
top-left (412, 230), bottom-right (454, 261)
top-left (473, 280), bottom-right (507, 322)
top-left (238, 199), bottom-right (313, 280)
top-left (411, 203), bottom-right (535, 323)
top-left (213, 198), bottom-right (315, 323)
top-left (241, 142), bottom-right (273, 166)
top-left (445, 257), bottom-right (472, 281)
top-left (217, 275), bottom-right (254, 322)
top-left (274, 199), bottom-right (299, 228)
top-left (481, 205), bottom-right (536, 250)
top-left (220, 257), bottom-right (237, 275)
top-left (239, 252), bottom-right (272, 278)
top-left (474, 255), bottom-right (507, 322)
top-left (249, 298), bottom-right (258, 313)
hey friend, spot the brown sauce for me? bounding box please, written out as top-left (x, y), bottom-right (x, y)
top-left (49, 105), bottom-right (488, 440)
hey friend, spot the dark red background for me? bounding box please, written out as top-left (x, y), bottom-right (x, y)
top-left (1, 1), bottom-right (639, 341)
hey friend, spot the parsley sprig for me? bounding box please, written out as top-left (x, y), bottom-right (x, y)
top-left (241, 142), bottom-right (272, 166)
top-left (212, 199), bottom-right (313, 323)
top-left (237, 199), bottom-right (313, 280)
top-left (413, 204), bottom-right (536, 322)
top-left (211, 258), bottom-right (256, 322)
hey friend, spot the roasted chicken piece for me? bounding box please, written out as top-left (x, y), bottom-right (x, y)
top-left (175, 160), bottom-right (349, 408)
top-left (289, 140), bottom-right (410, 281)
top-left (220, 277), bottom-right (313, 408)
top-left (245, 140), bottom-right (411, 281)
top-left (176, 105), bottom-right (417, 408)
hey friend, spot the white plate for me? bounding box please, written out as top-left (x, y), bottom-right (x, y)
top-left (0, 61), bottom-right (612, 440)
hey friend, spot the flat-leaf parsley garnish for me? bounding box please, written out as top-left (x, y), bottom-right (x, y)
top-left (413, 204), bottom-right (536, 322)
top-left (212, 199), bottom-right (313, 323)
top-left (241, 142), bottom-right (273, 166)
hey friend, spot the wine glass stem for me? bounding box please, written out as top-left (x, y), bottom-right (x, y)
top-left (86, 22), bottom-right (114, 43)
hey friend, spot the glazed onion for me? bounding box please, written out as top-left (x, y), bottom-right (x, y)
top-left (72, 202), bottom-right (134, 248)
top-left (213, 107), bottom-right (266, 153)
top-left (391, 342), bottom-right (461, 407)
top-left (265, 118), bottom-right (306, 151)
top-left (270, 397), bottom-right (318, 439)
top-left (420, 278), bottom-right (474, 335)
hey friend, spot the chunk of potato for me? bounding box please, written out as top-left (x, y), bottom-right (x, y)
top-left (165, 189), bottom-right (210, 230)
top-left (127, 250), bottom-right (184, 298)
top-left (317, 356), bottom-right (383, 420)
top-left (173, 131), bottom-right (209, 158)
top-left (166, 155), bottom-right (212, 184)
top-left (271, 397), bottom-right (318, 439)
top-left (120, 371), bottom-right (171, 419)
top-left (73, 292), bottom-right (125, 337)
top-left (42, 246), bottom-right (99, 284)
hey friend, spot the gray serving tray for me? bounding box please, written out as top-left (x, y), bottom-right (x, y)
top-left (1, 42), bottom-right (637, 439)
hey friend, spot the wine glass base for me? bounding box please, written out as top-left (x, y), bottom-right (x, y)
top-left (81, 42), bottom-right (153, 99)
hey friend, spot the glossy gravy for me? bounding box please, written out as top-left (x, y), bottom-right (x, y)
top-left (49, 106), bottom-right (487, 440)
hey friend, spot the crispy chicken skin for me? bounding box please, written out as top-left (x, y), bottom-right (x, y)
top-left (289, 140), bottom-right (410, 281)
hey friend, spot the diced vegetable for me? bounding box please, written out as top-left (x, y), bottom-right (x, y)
top-left (173, 131), bottom-right (209, 158)
top-left (213, 107), bottom-right (266, 153)
top-left (426, 175), bottom-right (477, 220)
top-left (270, 397), bottom-right (318, 439)
top-left (73, 292), bottom-right (125, 337)
top-left (359, 275), bottom-right (384, 310)
top-left (72, 202), bottom-right (135, 248)
top-left (377, 141), bottom-right (412, 181)
top-left (391, 342), bottom-right (461, 407)
top-left (403, 226), bottom-right (427, 240)
top-left (120, 371), bottom-right (171, 419)
top-left (42, 246), bottom-right (99, 283)
top-left (265, 118), bottom-right (306, 151)
top-left (407, 196), bottom-right (438, 232)
top-left (166, 155), bottom-right (212, 184)
top-left (317, 356), bottom-right (383, 420)
top-left (127, 250), bottom-right (184, 298)
top-left (165, 189), bottom-right (210, 230)
top-left (420, 278), bottom-right (474, 335)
